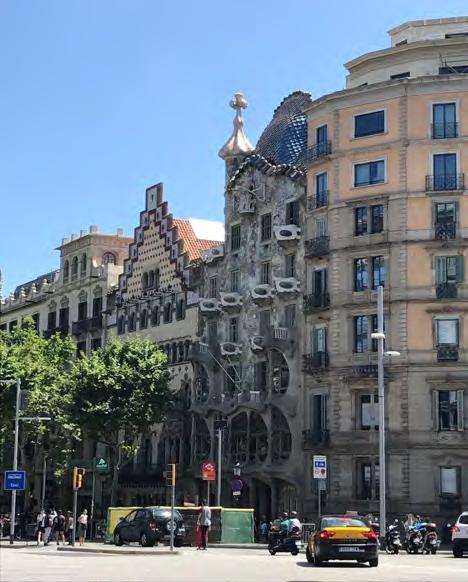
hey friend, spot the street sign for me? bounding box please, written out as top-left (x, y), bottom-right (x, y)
top-left (94, 457), bottom-right (109, 472)
top-left (202, 462), bottom-right (216, 481)
top-left (4, 470), bottom-right (26, 491)
top-left (313, 455), bottom-right (327, 479)
top-left (232, 491), bottom-right (241, 497)
top-left (231, 478), bottom-right (243, 492)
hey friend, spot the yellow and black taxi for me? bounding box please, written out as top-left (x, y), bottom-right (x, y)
top-left (306, 515), bottom-right (379, 567)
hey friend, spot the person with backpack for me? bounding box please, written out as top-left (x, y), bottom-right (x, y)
top-left (54, 510), bottom-right (66, 545)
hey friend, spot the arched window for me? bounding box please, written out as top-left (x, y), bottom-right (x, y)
top-left (140, 309), bottom-right (148, 329)
top-left (102, 252), bottom-right (116, 265)
top-left (117, 315), bottom-right (126, 335)
top-left (164, 303), bottom-right (173, 324)
top-left (81, 253), bottom-right (87, 276)
top-left (128, 312), bottom-right (136, 332)
top-left (151, 306), bottom-right (160, 326)
top-left (72, 257), bottom-right (79, 278)
top-left (148, 271), bottom-right (155, 288)
top-left (178, 342), bottom-right (185, 362)
top-left (154, 269), bottom-right (160, 290)
top-left (63, 260), bottom-right (70, 282)
top-left (171, 343), bottom-right (177, 363)
top-left (176, 298), bottom-right (185, 320)
top-left (142, 272), bottom-right (149, 290)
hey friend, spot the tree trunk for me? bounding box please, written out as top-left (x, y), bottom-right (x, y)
top-left (109, 445), bottom-right (121, 507)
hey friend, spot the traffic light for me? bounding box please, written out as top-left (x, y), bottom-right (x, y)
top-left (165, 463), bottom-right (176, 487)
top-left (72, 466), bottom-right (86, 490)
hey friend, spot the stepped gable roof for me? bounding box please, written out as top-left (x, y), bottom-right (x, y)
top-left (255, 91), bottom-right (312, 167)
top-left (173, 219), bottom-right (221, 262)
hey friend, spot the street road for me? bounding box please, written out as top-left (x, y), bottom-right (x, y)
top-left (1, 545), bottom-right (467, 582)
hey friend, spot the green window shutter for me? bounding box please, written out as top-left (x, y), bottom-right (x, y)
top-left (457, 390), bottom-right (464, 431)
top-left (432, 390), bottom-right (440, 431)
top-left (457, 255), bottom-right (465, 283)
top-left (435, 256), bottom-right (446, 284)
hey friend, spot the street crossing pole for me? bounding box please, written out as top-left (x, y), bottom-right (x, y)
top-left (169, 464), bottom-right (176, 552)
top-left (9, 378), bottom-right (21, 544)
top-left (216, 428), bottom-right (222, 506)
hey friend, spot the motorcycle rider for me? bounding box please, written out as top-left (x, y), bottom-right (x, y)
top-left (288, 511), bottom-right (302, 533)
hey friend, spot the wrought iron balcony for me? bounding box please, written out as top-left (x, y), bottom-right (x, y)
top-left (431, 122), bottom-right (458, 139)
top-left (43, 324), bottom-right (69, 339)
top-left (302, 429), bottom-right (329, 449)
top-left (304, 141), bottom-right (332, 163)
top-left (435, 220), bottom-right (456, 241)
top-left (437, 344), bottom-right (459, 362)
top-left (72, 316), bottom-right (102, 335)
top-left (436, 282), bottom-right (458, 299)
top-left (303, 352), bottom-right (329, 374)
top-left (350, 364), bottom-right (378, 378)
top-left (307, 191), bottom-right (329, 211)
top-left (425, 174), bottom-right (464, 192)
top-left (304, 236), bottom-right (329, 258)
top-left (303, 292), bottom-right (330, 312)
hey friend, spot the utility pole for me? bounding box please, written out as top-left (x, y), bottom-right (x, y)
top-left (41, 455), bottom-right (47, 511)
top-left (9, 378), bottom-right (21, 544)
top-left (376, 285), bottom-right (386, 541)
top-left (166, 464), bottom-right (176, 552)
top-left (217, 428), bottom-right (222, 507)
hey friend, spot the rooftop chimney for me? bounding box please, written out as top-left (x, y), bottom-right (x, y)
top-left (80, 229), bottom-right (87, 237)
top-left (71, 233), bottom-right (78, 241)
top-left (90, 225), bottom-right (98, 234)
top-left (116, 228), bottom-right (124, 236)
top-left (61, 237), bottom-right (70, 245)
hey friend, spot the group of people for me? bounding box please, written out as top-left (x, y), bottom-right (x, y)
top-left (259, 511), bottom-right (302, 542)
top-left (35, 508), bottom-right (88, 546)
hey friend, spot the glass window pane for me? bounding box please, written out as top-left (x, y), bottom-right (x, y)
top-left (440, 467), bottom-right (459, 495)
top-left (355, 111), bottom-right (385, 137)
top-left (355, 163), bottom-right (369, 186)
top-left (437, 319), bottom-right (458, 344)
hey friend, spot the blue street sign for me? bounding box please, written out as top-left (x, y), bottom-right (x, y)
top-left (4, 470), bottom-right (26, 491)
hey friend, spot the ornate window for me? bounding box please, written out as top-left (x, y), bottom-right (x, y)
top-left (81, 253), bottom-right (87, 276)
top-left (63, 260), bottom-right (70, 282)
top-left (102, 252), bottom-right (116, 265)
top-left (72, 257), bottom-right (79, 278)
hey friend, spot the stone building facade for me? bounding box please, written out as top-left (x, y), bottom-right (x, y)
top-left (301, 17), bottom-right (468, 520)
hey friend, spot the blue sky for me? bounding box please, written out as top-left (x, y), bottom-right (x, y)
top-left (1, 0), bottom-right (467, 293)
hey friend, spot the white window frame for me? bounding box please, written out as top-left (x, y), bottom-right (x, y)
top-left (440, 466), bottom-right (461, 496)
top-left (432, 389), bottom-right (464, 431)
top-left (352, 158), bottom-right (387, 189)
top-left (352, 109), bottom-right (387, 140)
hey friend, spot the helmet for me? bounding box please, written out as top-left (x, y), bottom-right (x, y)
top-left (290, 511), bottom-right (298, 517)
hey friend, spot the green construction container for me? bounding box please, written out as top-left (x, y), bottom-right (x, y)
top-left (221, 508), bottom-right (254, 543)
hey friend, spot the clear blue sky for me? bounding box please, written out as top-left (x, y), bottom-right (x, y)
top-left (1, 0), bottom-right (467, 293)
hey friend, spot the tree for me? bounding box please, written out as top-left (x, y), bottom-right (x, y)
top-left (69, 337), bottom-right (173, 505)
top-left (0, 320), bottom-right (78, 495)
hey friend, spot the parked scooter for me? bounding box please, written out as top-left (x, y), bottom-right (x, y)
top-left (420, 522), bottom-right (439, 555)
top-left (385, 519), bottom-right (402, 554)
top-left (268, 525), bottom-right (302, 556)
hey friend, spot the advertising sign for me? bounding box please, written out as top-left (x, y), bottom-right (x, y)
top-left (202, 462), bottom-right (216, 481)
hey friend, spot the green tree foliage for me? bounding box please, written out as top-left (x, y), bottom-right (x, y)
top-left (69, 337), bottom-right (173, 504)
top-left (0, 319), bottom-right (77, 477)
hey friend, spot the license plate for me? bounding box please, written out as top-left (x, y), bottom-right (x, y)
top-left (339, 546), bottom-right (363, 552)
top-left (295, 541), bottom-right (302, 548)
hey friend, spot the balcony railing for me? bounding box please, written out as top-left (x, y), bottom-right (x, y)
top-left (303, 292), bottom-right (330, 312)
top-left (304, 236), bottom-right (329, 258)
top-left (43, 324), bottom-right (69, 339)
top-left (437, 344), bottom-right (459, 362)
top-left (304, 141), bottom-right (332, 163)
top-left (302, 429), bottom-right (329, 449)
top-left (425, 174), bottom-right (464, 192)
top-left (71, 315), bottom-right (102, 335)
top-left (436, 282), bottom-right (458, 299)
top-left (307, 191), bottom-right (329, 211)
top-left (272, 326), bottom-right (289, 341)
top-left (431, 122), bottom-right (458, 139)
top-left (303, 352), bottom-right (329, 373)
top-left (435, 220), bottom-right (456, 241)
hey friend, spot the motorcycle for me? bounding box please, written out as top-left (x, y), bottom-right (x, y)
top-left (385, 520), bottom-right (402, 554)
top-left (405, 525), bottom-right (423, 554)
top-left (420, 522), bottom-right (439, 555)
top-left (268, 525), bottom-right (302, 556)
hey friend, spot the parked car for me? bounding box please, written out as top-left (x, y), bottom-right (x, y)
top-left (114, 507), bottom-right (185, 547)
top-left (306, 515), bottom-right (379, 567)
top-left (452, 511), bottom-right (468, 558)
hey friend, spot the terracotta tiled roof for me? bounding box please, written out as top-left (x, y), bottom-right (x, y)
top-left (173, 219), bottom-right (222, 263)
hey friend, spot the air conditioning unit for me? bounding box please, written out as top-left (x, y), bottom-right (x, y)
top-left (199, 298), bottom-right (219, 313)
top-left (219, 292), bottom-right (242, 308)
top-left (274, 224), bottom-right (301, 242)
top-left (220, 342), bottom-right (242, 356)
top-left (274, 277), bottom-right (300, 294)
top-left (251, 284), bottom-right (275, 301)
top-left (249, 336), bottom-right (265, 352)
top-left (202, 244), bottom-right (225, 263)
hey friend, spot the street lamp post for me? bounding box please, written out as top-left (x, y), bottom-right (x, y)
top-left (371, 286), bottom-right (400, 544)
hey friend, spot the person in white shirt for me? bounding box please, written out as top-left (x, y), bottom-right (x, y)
top-left (77, 509), bottom-right (88, 546)
top-left (288, 511), bottom-right (302, 533)
top-left (36, 510), bottom-right (46, 545)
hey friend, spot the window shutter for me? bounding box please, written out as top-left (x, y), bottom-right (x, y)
top-left (457, 255), bottom-right (465, 283)
top-left (322, 394), bottom-right (328, 430)
top-left (432, 390), bottom-right (440, 431)
top-left (435, 256), bottom-right (446, 284)
top-left (457, 390), bottom-right (464, 431)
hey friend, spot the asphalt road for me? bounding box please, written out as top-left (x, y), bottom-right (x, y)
top-left (1, 545), bottom-right (467, 582)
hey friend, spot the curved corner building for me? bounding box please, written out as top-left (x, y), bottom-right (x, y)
top-left (303, 17), bottom-right (468, 519)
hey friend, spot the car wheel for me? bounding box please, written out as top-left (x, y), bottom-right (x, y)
top-left (268, 548), bottom-right (276, 555)
top-left (369, 557), bottom-right (379, 568)
top-left (291, 548), bottom-right (299, 556)
top-left (306, 547), bottom-right (314, 563)
top-left (453, 549), bottom-right (463, 558)
top-left (140, 533), bottom-right (154, 548)
top-left (314, 552), bottom-right (323, 567)
top-left (114, 532), bottom-right (123, 546)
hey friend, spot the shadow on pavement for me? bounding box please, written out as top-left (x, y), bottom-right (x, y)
top-left (296, 561), bottom-right (368, 568)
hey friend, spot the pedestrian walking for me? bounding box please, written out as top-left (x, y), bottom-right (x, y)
top-left (36, 510), bottom-right (46, 545)
top-left (44, 510), bottom-right (53, 545)
top-left (66, 511), bottom-right (74, 544)
top-left (197, 499), bottom-right (211, 550)
top-left (77, 509), bottom-right (88, 546)
top-left (54, 510), bottom-right (66, 545)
